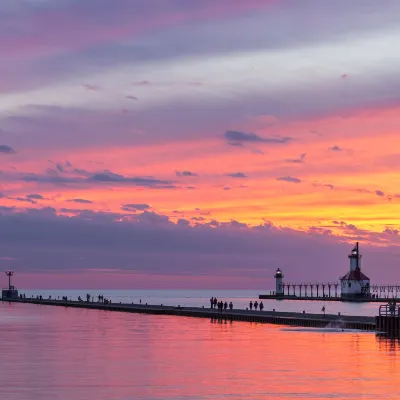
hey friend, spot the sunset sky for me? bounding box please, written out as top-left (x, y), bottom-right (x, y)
top-left (1, 0), bottom-right (400, 289)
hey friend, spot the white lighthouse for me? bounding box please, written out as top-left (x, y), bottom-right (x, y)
top-left (340, 242), bottom-right (370, 299)
top-left (274, 268), bottom-right (284, 296)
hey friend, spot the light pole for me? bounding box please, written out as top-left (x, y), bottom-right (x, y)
top-left (5, 270), bottom-right (14, 290)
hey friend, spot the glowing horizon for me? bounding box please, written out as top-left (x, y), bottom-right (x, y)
top-left (1, 0), bottom-right (400, 288)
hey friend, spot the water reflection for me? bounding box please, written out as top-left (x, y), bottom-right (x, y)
top-left (0, 303), bottom-right (399, 400)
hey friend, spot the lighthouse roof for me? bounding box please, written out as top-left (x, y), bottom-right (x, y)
top-left (340, 268), bottom-right (370, 281)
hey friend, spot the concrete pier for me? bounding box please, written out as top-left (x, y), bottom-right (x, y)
top-left (1, 297), bottom-right (376, 331)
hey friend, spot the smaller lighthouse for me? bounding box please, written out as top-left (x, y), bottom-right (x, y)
top-left (274, 268), bottom-right (284, 296)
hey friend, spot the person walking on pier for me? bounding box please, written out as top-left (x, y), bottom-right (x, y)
top-left (249, 301), bottom-right (253, 310)
top-left (259, 302), bottom-right (264, 312)
top-left (210, 297), bottom-right (214, 309)
top-left (213, 297), bottom-right (217, 309)
top-left (254, 301), bottom-right (258, 310)
top-left (229, 302), bottom-right (233, 310)
top-left (224, 301), bottom-right (228, 311)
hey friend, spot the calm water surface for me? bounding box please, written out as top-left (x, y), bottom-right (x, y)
top-left (0, 301), bottom-right (399, 400)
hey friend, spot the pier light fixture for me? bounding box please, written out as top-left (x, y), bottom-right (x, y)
top-left (5, 270), bottom-right (14, 290)
top-left (274, 268), bottom-right (284, 296)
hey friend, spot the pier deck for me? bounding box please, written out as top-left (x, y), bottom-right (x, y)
top-left (1, 297), bottom-right (376, 331)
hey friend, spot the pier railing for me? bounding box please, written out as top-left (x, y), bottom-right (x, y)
top-left (379, 304), bottom-right (400, 317)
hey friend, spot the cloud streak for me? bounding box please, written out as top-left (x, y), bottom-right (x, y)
top-left (276, 176), bottom-right (302, 184)
top-left (225, 130), bottom-right (292, 144)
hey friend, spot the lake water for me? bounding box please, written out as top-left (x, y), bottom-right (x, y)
top-left (1, 292), bottom-right (399, 400)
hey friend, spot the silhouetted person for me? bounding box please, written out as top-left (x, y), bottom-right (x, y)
top-left (322, 306), bottom-right (325, 315)
top-left (224, 301), bottom-right (227, 310)
top-left (229, 302), bottom-right (233, 310)
top-left (249, 301), bottom-right (253, 310)
top-left (254, 301), bottom-right (258, 310)
top-left (210, 297), bottom-right (214, 309)
top-left (213, 298), bottom-right (217, 308)
top-left (259, 302), bottom-right (264, 312)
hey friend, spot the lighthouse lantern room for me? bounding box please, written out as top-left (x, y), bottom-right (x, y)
top-left (340, 242), bottom-right (370, 299)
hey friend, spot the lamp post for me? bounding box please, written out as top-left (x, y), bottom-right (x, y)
top-left (5, 270), bottom-right (14, 290)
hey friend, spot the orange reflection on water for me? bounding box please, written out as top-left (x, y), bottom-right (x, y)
top-left (0, 303), bottom-right (399, 400)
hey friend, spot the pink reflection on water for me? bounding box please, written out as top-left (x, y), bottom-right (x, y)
top-left (0, 302), bottom-right (399, 400)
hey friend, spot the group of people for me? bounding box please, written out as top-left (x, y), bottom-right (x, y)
top-left (249, 300), bottom-right (264, 311)
top-left (76, 294), bottom-right (112, 304)
top-left (210, 297), bottom-right (233, 311)
top-left (209, 297), bottom-right (266, 312)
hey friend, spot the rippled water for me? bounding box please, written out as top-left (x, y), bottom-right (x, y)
top-left (0, 301), bottom-right (399, 400)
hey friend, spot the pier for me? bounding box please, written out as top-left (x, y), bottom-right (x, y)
top-left (260, 243), bottom-right (400, 303)
top-left (1, 296), bottom-right (376, 331)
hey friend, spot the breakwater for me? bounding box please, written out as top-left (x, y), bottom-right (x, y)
top-left (1, 297), bottom-right (376, 331)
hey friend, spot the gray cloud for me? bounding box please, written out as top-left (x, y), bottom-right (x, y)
top-left (88, 171), bottom-right (175, 188)
top-left (121, 203), bottom-right (151, 212)
top-left (176, 171), bottom-right (198, 177)
top-left (225, 130), bottom-right (291, 144)
top-left (9, 196), bottom-right (36, 204)
top-left (384, 228), bottom-right (399, 235)
top-left (26, 194), bottom-right (44, 200)
top-left (375, 190), bottom-right (385, 197)
top-left (0, 145), bottom-right (16, 154)
top-left (227, 172), bottom-right (248, 179)
top-left (227, 141), bottom-right (244, 147)
top-left (1, 207), bottom-right (399, 285)
top-left (329, 146), bottom-right (343, 152)
top-left (285, 153), bottom-right (306, 163)
top-left (276, 176), bottom-right (302, 184)
top-left (313, 183), bottom-right (335, 190)
top-left (67, 198), bottom-right (93, 204)
top-left (13, 168), bottom-right (176, 189)
top-left (83, 84), bottom-right (101, 91)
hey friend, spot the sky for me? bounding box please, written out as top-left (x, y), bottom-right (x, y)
top-left (1, 0), bottom-right (400, 289)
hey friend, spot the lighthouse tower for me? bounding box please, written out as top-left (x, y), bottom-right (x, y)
top-left (349, 242), bottom-right (361, 271)
top-left (274, 268), bottom-right (284, 296)
top-left (340, 242), bottom-right (370, 299)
